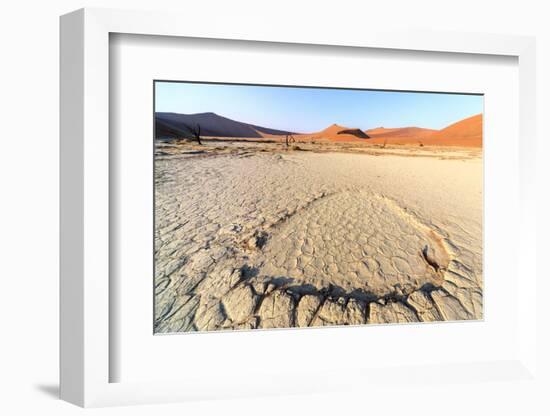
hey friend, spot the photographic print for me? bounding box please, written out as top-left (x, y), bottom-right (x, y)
top-left (154, 81), bottom-right (483, 333)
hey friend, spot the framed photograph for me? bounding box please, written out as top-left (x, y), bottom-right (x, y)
top-left (60, 8), bottom-right (538, 407)
top-left (152, 80), bottom-right (484, 334)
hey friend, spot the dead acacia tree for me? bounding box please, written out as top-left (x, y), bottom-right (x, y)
top-left (285, 134), bottom-right (296, 148)
top-left (189, 123), bottom-right (202, 145)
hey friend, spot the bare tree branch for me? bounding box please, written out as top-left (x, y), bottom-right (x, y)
top-left (189, 123), bottom-right (202, 145)
top-left (285, 134), bottom-right (296, 148)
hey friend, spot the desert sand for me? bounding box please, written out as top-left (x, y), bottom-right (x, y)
top-left (154, 140), bottom-right (483, 332)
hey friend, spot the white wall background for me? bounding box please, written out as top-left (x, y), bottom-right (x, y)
top-left (0, 0), bottom-right (548, 415)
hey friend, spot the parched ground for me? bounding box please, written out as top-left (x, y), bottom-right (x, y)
top-left (154, 141), bottom-right (483, 333)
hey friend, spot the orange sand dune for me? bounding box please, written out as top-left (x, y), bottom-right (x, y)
top-left (366, 127), bottom-right (401, 135)
top-left (296, 124), bottom-right (370, 142)
top-left (366, 127), bottom-right (437, 145)
top-left (427, 114), bottom-right (482, 147)
top-left (317, 124), bottom-right (351, 136)
top-left (255, 114), bottom-right (482, 147)
top-left (365, 114), bottom-right (482, 147)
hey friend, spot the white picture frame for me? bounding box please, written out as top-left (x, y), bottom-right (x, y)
top-left (60, 7), bottom-right (538, 408)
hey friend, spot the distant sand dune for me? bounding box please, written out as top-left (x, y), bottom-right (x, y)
top-left (428, 114), bottom-right (482, 147)
top-left (155, 112), bottom-right (297, 139)
top-left (365, 127), bottom-right (436, 146)
top-left (365, 115), bottom-right (482, 147)
top-left (296, 123), bottom-right (371, 142)
top-left (282, 114), bottom-right (482, 147)
top-left (156, 112), bottom-right (483, 148)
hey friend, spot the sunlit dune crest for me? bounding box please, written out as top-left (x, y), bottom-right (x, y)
top-left (155, 112), bottom-right (482, 148)
top-left (365, 114), bottom-right (482, 147)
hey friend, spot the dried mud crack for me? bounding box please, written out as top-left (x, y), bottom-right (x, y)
top-left (154, 149), bottom-right (483, 333)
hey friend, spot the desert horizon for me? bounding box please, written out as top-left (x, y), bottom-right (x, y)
top-left (154, 82), bottom-right (483, 333)
top-left (155, 110), bottom-right (482, 148)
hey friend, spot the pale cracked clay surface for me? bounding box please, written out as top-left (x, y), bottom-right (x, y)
top-left (154, 142), bottom-right (483, 333)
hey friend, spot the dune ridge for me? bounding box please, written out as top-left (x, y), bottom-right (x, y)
top-left (297, 123), bottom-right (372, 142)
top-left (428, 114), bottom-right (482, 147)
top-left (155, 112), bottom-right (483, 148)
top-left (365, 115), bottom-right (482, 147)
top-left (155, 112), bottom-right (297, 139)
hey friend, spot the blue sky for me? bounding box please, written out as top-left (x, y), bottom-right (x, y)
top-left (155, 81), bottom-right (483, 133)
